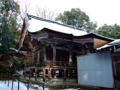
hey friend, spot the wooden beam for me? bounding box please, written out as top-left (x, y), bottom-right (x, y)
top-left (55, 46), bottom-right (83, 54)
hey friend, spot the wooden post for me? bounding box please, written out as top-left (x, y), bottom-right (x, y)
top-left (42, 74), bottom-right (45, 90)
top-left (43, 46), bottom-right (47, 63)
top-left (64, 68), bottom-right (66, 81)
top-left (0, 70), bottom-right (1, 78)
top-left (7, 80), bottom-right (9, 86)
top-left (32, 51), bottom-right (34, 65)
top-left (24, 65), bottom-right (26, 78)
top-left (53, 44), bottom-right (56, 65)
top-left (43, 46), bottom-right (46, 80)
top-left (69, 51), bottom-right (72, 64)
top-left (34, 68), bottom-right (37, 81)
top-left (27, 69), bottom-right (30, 90)
top-left (7, 69), bottom-right (10, 86)
top-left (29, 69), bottom-right (31, 81)
top-left (37, 50), bottom-right (40, 64)
top-left (27, 80), bottom-right (29, 90)
top-left (11, 80), bottom-right (13, 90)
top-left (48, 68), bottom-right (52, 79)
top-left (18, 78), bottom-right (20, 90)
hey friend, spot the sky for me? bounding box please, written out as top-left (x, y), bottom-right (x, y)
top-left (16, 0), bottom-right (120, 27)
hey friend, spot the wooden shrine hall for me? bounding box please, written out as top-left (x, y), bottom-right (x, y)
top-left (22, 27), bottom-right (113, 80)
top-left (19, 14), bottom-right (113, 81)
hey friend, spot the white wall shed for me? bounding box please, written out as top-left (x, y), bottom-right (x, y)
top-left (77, 52), bottom-right (114, 88)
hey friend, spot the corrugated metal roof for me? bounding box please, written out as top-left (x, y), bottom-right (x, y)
top-left (97, 44), bottom-right (111, 50)
top-left (27, 14), bottom-right (87, 36)
top-left (108, 39), bottom-right (120, 46)
top-left (97, 39), bottom-right (120, 50)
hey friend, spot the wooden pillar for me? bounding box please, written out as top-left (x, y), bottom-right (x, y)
top-left (32, 51), bottom-right (34, 65)
top-left (27, 80), bottom-right (29, 90)
top-left (7, 80), bottom-right (9, 86)
top-left (48, 68), bottom-right (52, 79)
top-left (37, 50), bottom-right (40, 64)
top-left (53, 44), bottom-right (56, 65)
top-left (64, 68), bottom-right (66, 81)
top-left (29, 69), bottom-right (31, 80)
top-left (43, 68), bottom-right (46, 81)
top-left (43, 46), bottom-right (47, 79)
top-left (34, 68), bottom-right (37, 81)
top-left (8, 70), bottom-right (10, 86)
top-left (69, 51), bottom-right (72, 64)
top-left (11, 80), bottom-right (13, 90)
top-left (43, 46), bottom-right (47, 63)
top-left (18, 78), bottom-right (20, 90)
top-left (43, 46), bottom-right (47, 81)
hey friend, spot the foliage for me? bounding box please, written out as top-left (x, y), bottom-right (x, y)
top-left (18, 56), bottom-right (25, 65)
top-left (56, 8), bottom-right (97, 32)
top-left (97, 24), bottom-right (120, 39)
top-left (0, 0), bottom-right (20, 54)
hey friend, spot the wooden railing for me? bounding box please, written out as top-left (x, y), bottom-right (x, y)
top-left (25, 60), bottom-right (76, 67)
top-left (45, 61), bottom-right (76, 67)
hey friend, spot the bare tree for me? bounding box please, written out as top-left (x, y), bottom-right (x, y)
top-left (35, 7), bottom-right (56, 20)
top-left (14, 0), bottom-right (30, 20)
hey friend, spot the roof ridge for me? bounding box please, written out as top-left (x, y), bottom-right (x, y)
top-left (89, 32), bottom-right (114, 41)
top-left (27, 14), bottom-right (85, 31)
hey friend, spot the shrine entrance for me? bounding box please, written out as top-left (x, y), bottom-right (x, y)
top-left (51, 69), bottom-right (64, 78)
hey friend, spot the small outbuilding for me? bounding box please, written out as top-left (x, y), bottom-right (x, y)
top-left (76, 33), bottom-right (114, 88)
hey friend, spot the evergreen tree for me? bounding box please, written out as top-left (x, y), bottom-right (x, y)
top-left (97, 24), bottom-right (120, 39)
top-left (56, 8), bottom-right (97, 32)
top-left (0, 0), bottom-right (20, 54)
